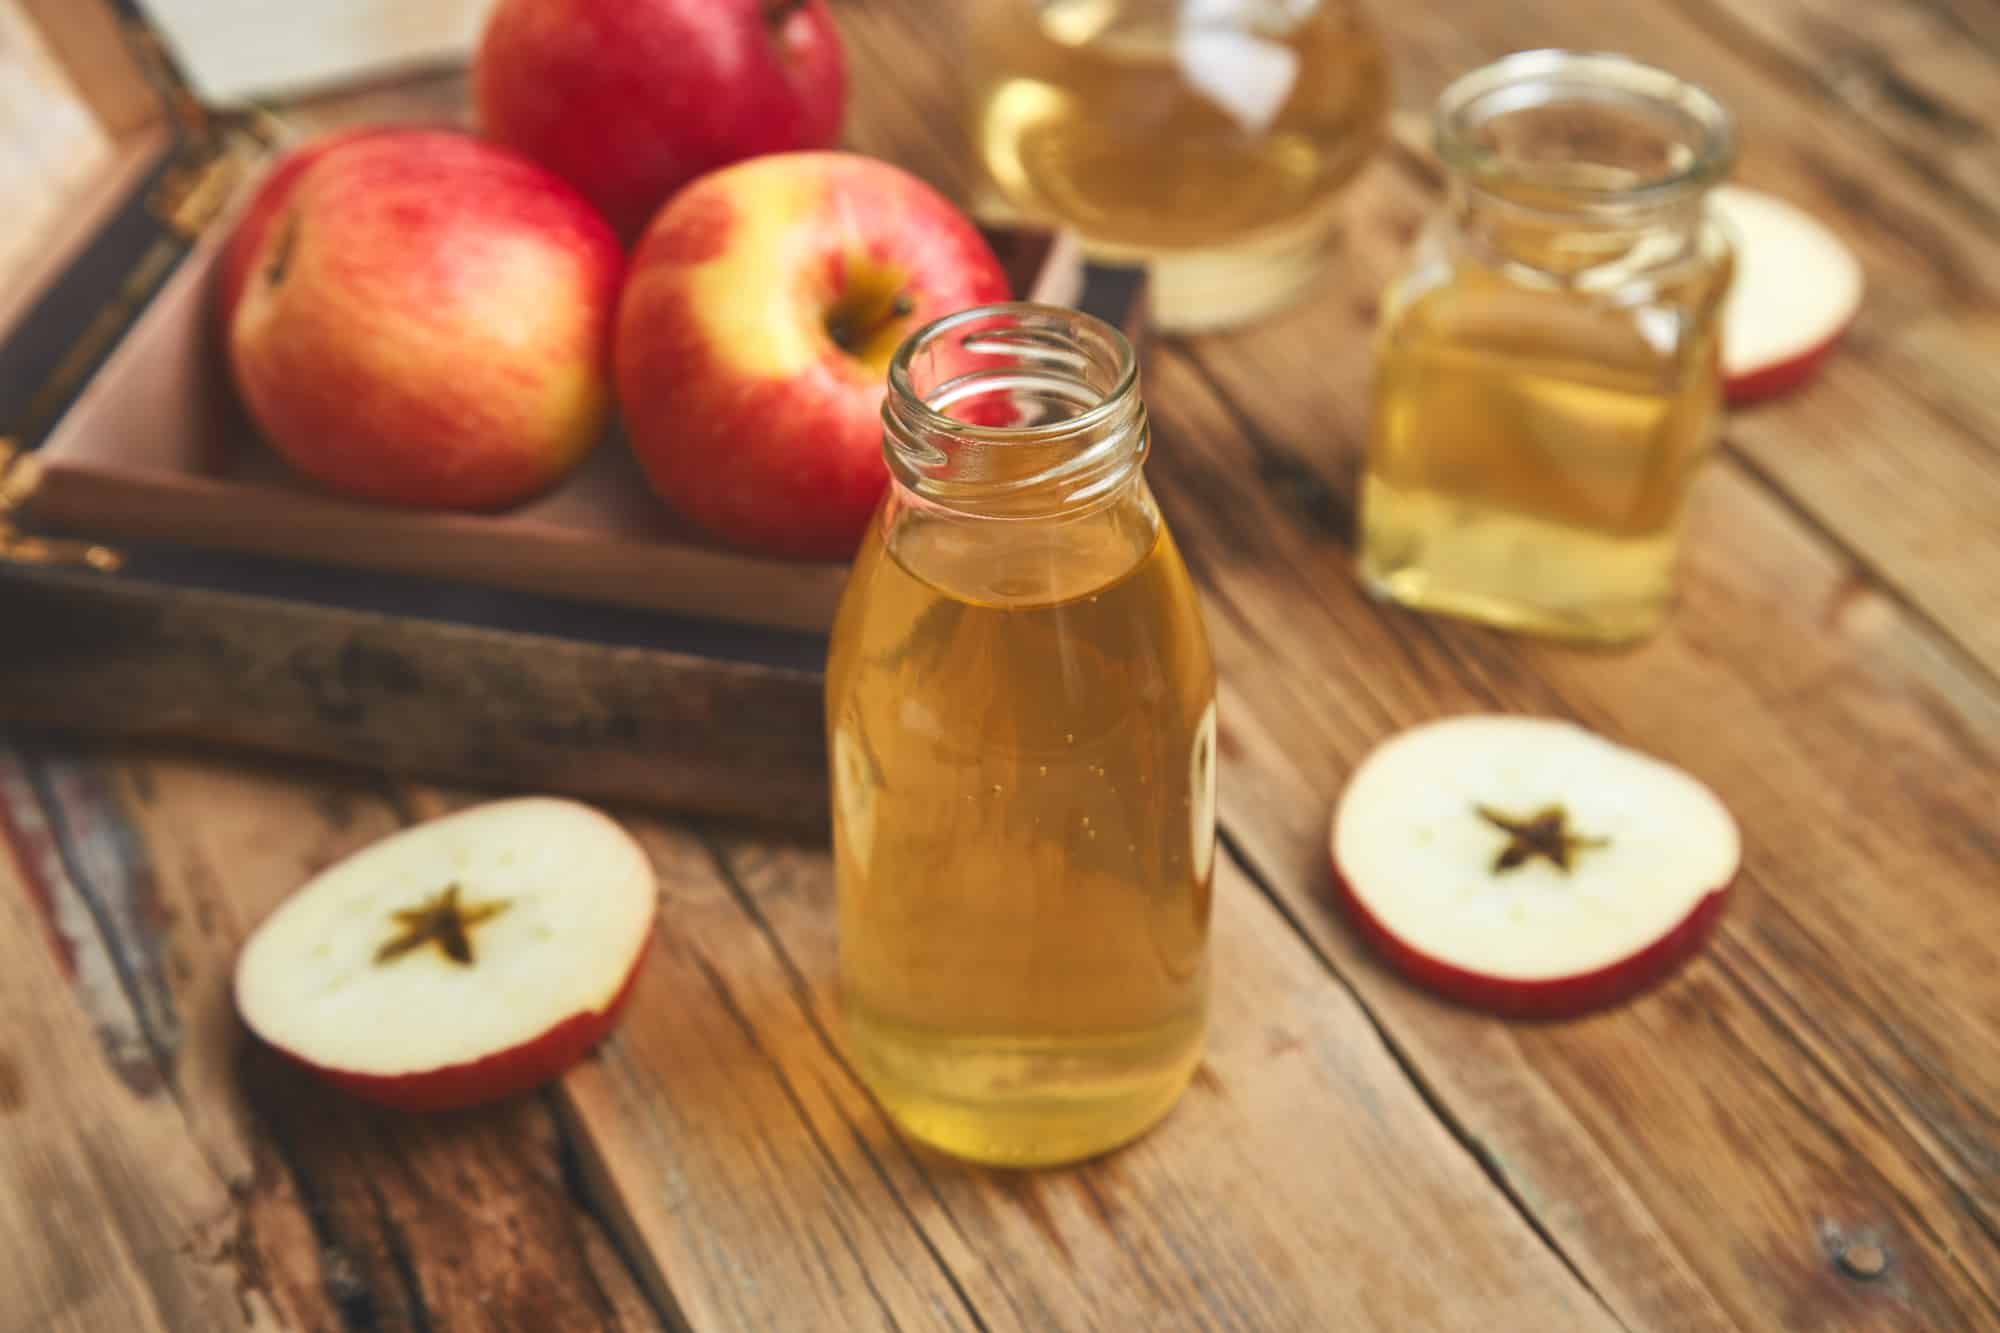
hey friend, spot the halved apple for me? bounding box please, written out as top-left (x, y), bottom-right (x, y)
top-left (235, 797), bottom-right (656, 1111)
top-left (1329, 715), bottom-right (1739, 1018)
top-left (1711, 185), bottom-right (1864, 404)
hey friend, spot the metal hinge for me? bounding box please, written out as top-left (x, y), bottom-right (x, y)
top-left (121, 17), bottom-right (285, 238)
top-left (0, 440), bottom-right (123, 573)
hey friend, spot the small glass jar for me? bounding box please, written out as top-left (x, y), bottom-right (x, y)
top-left (1358, 50), bottom-right (1737, 645)
top-left (964, 0), bottom-right (1390, 332)
top-left (826, 303), bottom-right (1217, 1167)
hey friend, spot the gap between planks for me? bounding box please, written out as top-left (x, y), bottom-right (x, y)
top-left (1211, 826), bottom-right (1631, 1333)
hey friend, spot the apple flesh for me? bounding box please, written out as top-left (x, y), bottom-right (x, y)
top-left (1329, 715), bottom-right (1740, 1019)
top-left (224, 129), bottom-right (624, 510)
top-left (1711, 185), bottom-right (1864, 405)
top-left (234, 797), bottom-right (657, 1112)
top-left (475, 0), bottom-right (847, 241)
top-left (614, 150), bottom-right (1013, 560)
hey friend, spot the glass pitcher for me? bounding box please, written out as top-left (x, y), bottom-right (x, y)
top-left (965, 0), bottom-right (1390, 332)
top-left (826, 303), bottom-right (1217, 1167)
top-left (1358, 50), bottom-right (1738, 644)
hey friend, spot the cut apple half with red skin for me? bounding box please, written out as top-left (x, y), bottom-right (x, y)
top-left (235, 797), bottom-right (656, 1112)
top-left (1330, 715), bottom-right (1740, 1019)
top-left (1711, 185), bottom-right (1864, 405)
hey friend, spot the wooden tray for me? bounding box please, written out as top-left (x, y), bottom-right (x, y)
top-left (17, 196), bottom-right (1086, 634)
top-left (0, 0), bottom-right (1148, 824)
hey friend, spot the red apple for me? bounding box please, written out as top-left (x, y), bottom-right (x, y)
top-left (614, 150), bottom-right (1013, 559)
top-left (1329, 715), bottom-right (1740, 1019)
top-left (234, 797), bottom-right (657, 1112)
top-left (224, 128), bottom-right (624, 510)
top-left (474, 0), bottom-right (847, 241)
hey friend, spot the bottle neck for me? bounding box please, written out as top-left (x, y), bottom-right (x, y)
top-left (1432, 50), bottom-right (1734, 285)
top-left (1449, 177), bottom-right (1709, 283)
top-left (882, 304), bottom-right (1148, 522)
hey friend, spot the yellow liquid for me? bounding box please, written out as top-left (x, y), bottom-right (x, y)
top-left (1360, 262), bottom-right (1728, 644)
top-left (826, 495), bottom-right (1216, 1166)
top-left (968, 0), bottom-right (1387, 327)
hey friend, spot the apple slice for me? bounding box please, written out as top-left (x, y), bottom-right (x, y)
top-left (1711, 185), bottom-right (1864, 404)
top-left (1330, 716), bottom-right (1739, 1018)
top-left (235, 797), bottom-right (656, 1111)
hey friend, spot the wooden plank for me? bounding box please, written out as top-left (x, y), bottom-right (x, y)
top-left (391, 775), bottom-right (1611, 1329)
top-left (710, 829), bottom-right (1616, 1331)
top-left (6, 741), bottom-right (673, 1332)
top-left (0, 564), bottom-right (828, 829)
top-left (1141, 226), bottom-right (2000, 1330)
top-left (12, 0), bottom-right (158, 137)
top-left (0, 0), bottom-right (116, 303)
top-left (821, 8), bottom-right (2000, 1321)
top-left (1657, 0), bottom-right (2000, 222)
top-left (1352, 0), bottom-right (2000, 701)
top-left (0, 742), bottom-right (291, 1332)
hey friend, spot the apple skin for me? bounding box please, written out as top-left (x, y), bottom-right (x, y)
top-left (475, 0), bottom-right (846, 241)
top-left (1329, 860), bottom-right (1734, 1020)
top-left (271, 922), bottom-right (652, 1113)
top-left (214, 127), bottom-right (393, 335)
top-left (1723, 332), bottom-right (1850, 405)
top-left (614, 151), bottom-right (1013, 560)
top-left (225, 129), bottom-right (624, 511)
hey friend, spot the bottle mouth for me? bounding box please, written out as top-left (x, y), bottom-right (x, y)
top-left (1435, 49), bottom-right (1736, 215)
top-left (883, 302), bottom-right (1145, 516)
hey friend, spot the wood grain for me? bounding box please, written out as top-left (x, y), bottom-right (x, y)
top-left (1656, 0), bottom-right (2000, 222)
top-left (832, 6), bottom-right (2000, 1323)
top-left (4, 1), bottom-right (2000, 1330)
top-left (397, 783), bottom-right (1614, 1332)
top-left (2, 743), bottom-right (676, 1332)
top-left (0, 0), bottom-right (116, 299)
top-left (0, 563), bottom-right (828, 829)
top-left (9, 0), bottom-right (155, 137)
top-left (1362, 0), bottom-right (2000, 713)
top-left (0, 743), bottom-right (291, 1332)
top-left (1140, 171), bottom-right (2000, 1333)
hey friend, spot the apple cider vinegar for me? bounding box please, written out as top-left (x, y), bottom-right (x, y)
top-left (1361, 265), bottom-right (1729, 644)
top-left (827, 305), bottom-right (1216, 1166)
top-left (966, 0), bottom-right (1388, 329)
top-left (1359, 52), bottom-right (1738, 644)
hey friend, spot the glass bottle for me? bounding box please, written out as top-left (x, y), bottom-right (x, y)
top-left (827, 303), bottom-right (1217, 1167)
top-left (965, 0), bottom-right (1390, 332)
top-left (1358, 50), bottom-right (1738, 645)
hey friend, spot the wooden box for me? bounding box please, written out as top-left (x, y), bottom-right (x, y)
top-left (0, 0), bottom-right (1146, 827)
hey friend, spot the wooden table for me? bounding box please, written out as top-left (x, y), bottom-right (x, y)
top-left (6, 1), bottom-right (1999, 1329)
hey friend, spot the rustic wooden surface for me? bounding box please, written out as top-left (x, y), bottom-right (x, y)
top-left (6, 0), bottom-right (2000, 1329)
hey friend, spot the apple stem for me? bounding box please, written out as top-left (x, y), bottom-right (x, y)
top-left (826, 291), bottom-right (916, 355)
top-left (266, 213), bottom-right (300, 290)
top-left (763, 0), bottom-right (809, 26)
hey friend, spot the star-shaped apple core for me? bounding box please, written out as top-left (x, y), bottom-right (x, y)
top-left (373, 883), bottom-right (510, 966)
top-left (1475, 804), bottom-right (1608, 874)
